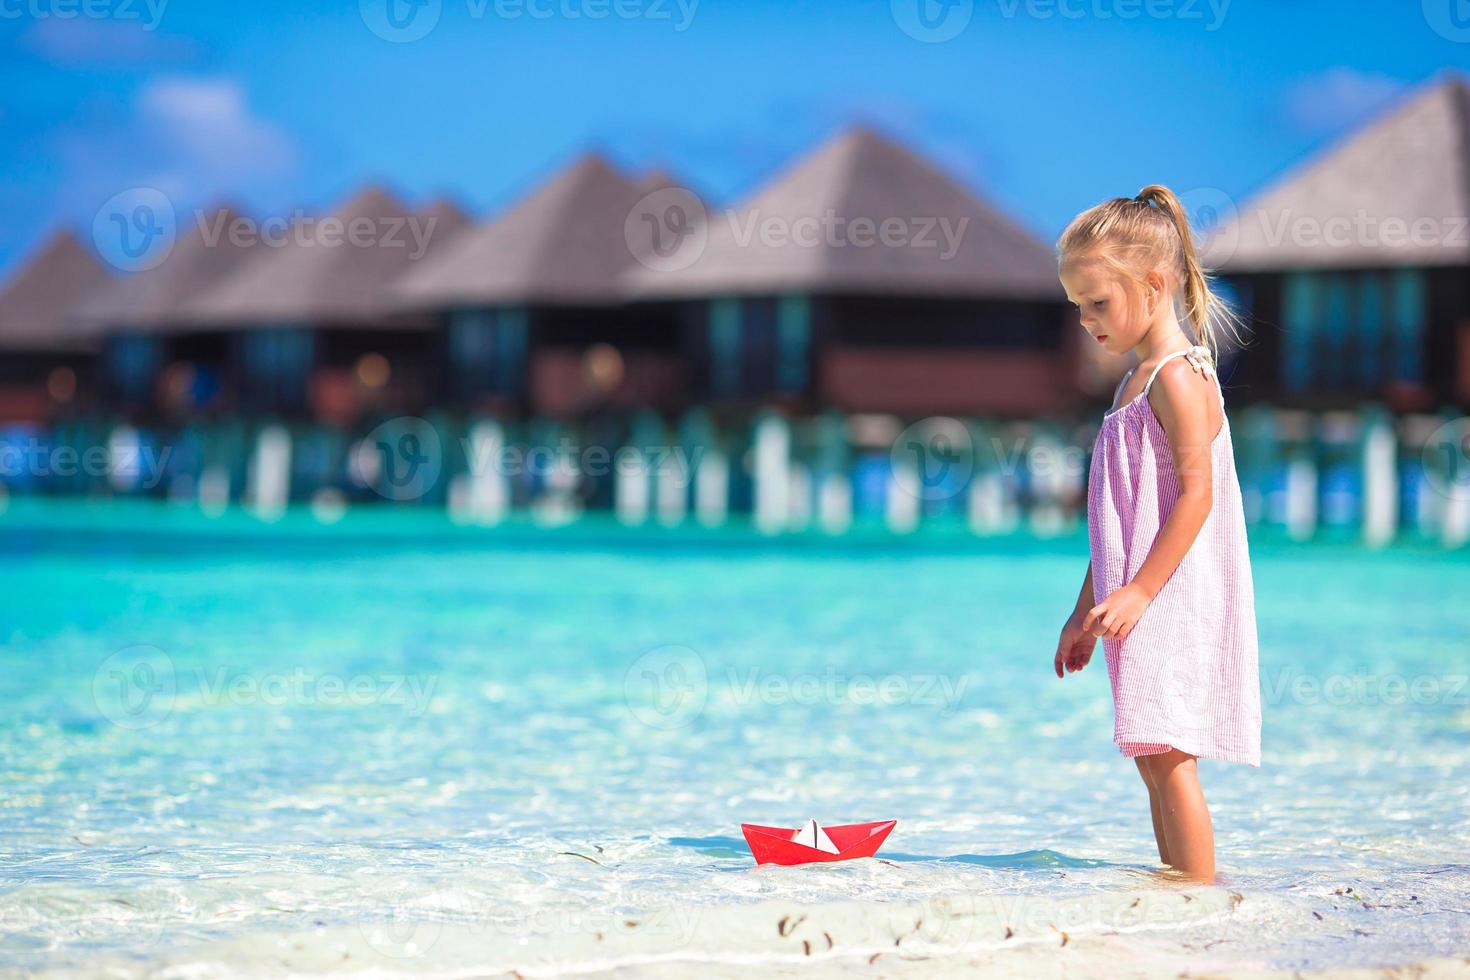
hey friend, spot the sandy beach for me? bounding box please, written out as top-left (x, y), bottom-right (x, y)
top-left (22, 885), bottom-right (1470, 978)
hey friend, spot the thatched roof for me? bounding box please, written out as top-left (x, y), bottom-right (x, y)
top-left (625, 127), bottom-right (1062, 300)
top-left (71, 204), bottom-right (252, 331)
top-left (1220, 73), bottom-right (1470, 272)
top-left (419, 197), bottom-right (471, 236)
top-left (183, 187), bottom-right (467, 329)
top-left (395, 153), bottom-right (648, 307)
top-left (0, 230), bottom-right (112, 353)
top-left (633, 168), bottom-right (677, 193)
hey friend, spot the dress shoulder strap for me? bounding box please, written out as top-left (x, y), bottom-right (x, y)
top-left (1108, 367), bottom-right (1136, 413)
top-left (1142, 345), bottom-right (1221, 405)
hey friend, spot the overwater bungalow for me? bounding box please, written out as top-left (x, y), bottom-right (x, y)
top-left (1219, 73), bottom-right (1470, 411)
top-left (395, 154), bottom-right (689, 418)
top-left (624, 127), bottom-right (1073, 418)
top-left (71, 205), bottom-right (257, 418)
top-left (0, 230), bottom-right (112, 421)
top-left (171, 188), bottom-right (467, 422)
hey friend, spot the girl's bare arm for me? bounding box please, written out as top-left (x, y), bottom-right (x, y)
top-left (1082, 359), bottom-right (1218, 640)
top-left (1072, 562), bottom-right (1094, 617)
top-left (1131, 359), bottom-right (1218, 596)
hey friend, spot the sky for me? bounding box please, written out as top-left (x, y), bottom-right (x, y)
top-left (2, 0), bottom-right (1468, 276)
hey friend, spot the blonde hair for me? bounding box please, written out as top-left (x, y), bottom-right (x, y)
top-left (1057, 184), bottom-right (1243, 363)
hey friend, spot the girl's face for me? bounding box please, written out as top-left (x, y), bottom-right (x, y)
top-left (1059, 257), bottom-right (1152, 356)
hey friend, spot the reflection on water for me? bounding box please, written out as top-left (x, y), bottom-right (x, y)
top-left (0, 505), bottom-right (1467, 974)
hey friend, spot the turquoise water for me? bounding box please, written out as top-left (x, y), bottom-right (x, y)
top-left (1, 501), bottom-right (1468, 974)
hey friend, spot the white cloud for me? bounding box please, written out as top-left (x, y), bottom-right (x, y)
top-left (47, 77), bottom-right (299, 216)
top-left (136, 77), bottom-right (297, 197)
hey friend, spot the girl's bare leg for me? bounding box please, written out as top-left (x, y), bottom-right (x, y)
top-left (1134, 757), bottom-right (1170, 866)
top-left (1141, 748), bottom-right (1215, 882)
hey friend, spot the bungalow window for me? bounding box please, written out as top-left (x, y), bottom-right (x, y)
top-left (495, 308), bottom-right (528, 396)
top-left (706, 295), bottom-right (812, 398)
top-left (709, 297), bottom-right (741, 397)
top-left (449, 307), bottom-right (528, 399)
top-left (1282, 272), bottom-right (1319, 392)
top-left (240, 327), bottom-right (313, 411)
top-left (741, 297), bottom-right (778, 394)
top-left (106, 333), bottom-right (163, 403)
top-left (776, 294), bottom-right (811, 392)
top-left (1281, 269), bottom-right (1427, 391)
top-left (1391, 268), bottom-right (1425, 383)
top-left (1323, 273), bottom-right (1352, 387)
top-left (1356, 273), bottom-right (1384, 388)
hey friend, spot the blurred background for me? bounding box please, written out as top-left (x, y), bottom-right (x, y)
top-left (1, 0), bottom-right (1469, 541)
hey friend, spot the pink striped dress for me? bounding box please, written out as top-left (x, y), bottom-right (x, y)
top-left (1086, 345), bottom-right (1262, 767)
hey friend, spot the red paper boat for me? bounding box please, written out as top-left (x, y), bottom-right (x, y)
top-left (741, 819), bottom-right (897, 866)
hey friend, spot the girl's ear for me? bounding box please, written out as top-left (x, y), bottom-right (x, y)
top-left (1144, 269), bottom-right (1167, 317)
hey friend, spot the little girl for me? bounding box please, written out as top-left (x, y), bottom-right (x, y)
top-left (1052, 185), bottom-right (1261, 884)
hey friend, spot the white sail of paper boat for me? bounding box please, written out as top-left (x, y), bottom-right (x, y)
top-left (792, 818), bottom-right (839, 854)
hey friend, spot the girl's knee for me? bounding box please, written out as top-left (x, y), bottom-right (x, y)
top-left (1141, 747), bottom-right (1197, 783)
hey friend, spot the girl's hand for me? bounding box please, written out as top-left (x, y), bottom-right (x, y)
top-left (1054, 611), bottom-right (1097, 678)
top-left (1081, 584), bottom-right (1152, 642)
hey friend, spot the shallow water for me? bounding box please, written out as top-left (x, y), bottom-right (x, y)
top-left (1, 502), bottom-right (1467, 975)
